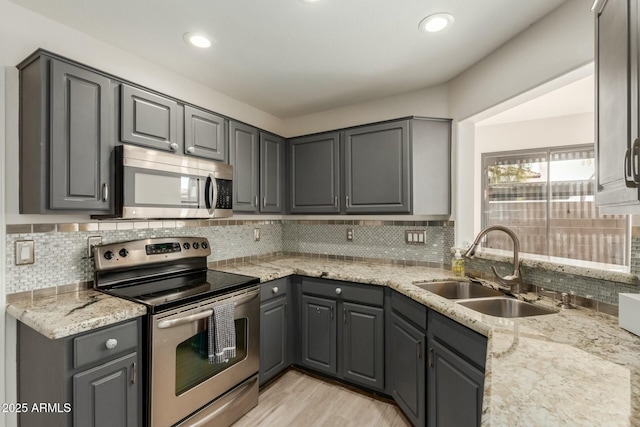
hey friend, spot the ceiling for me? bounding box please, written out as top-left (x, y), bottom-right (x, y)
top-left (477, 74), bottom-right (594, 126)
top-left (10, 0), bottom-right (567, 118)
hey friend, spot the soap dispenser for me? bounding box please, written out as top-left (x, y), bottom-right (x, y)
top-left (452, 249), bottom-right (465, 277)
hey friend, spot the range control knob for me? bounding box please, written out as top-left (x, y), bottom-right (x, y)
top-left (183, 242), bottom-right (190, 250)
top-left (193, 242), bottom-right (200, 249)
top-left (119, 248), bottom-right (129, 258)
top-left (104, 250), bottom-right (114, 260)
top-left (201, 242), bottom-right (209, 249)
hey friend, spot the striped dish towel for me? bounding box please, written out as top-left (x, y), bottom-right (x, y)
top-left (208, 302), bottom-right (236, 364)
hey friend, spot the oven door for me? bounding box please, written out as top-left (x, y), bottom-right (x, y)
top-left (150, 287), bottom-right (259, 427)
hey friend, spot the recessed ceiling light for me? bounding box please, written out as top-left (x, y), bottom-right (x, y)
top-left (418, 13), bottom-right (454, 33)
top-left (183, 32), bottom-right (212, 48)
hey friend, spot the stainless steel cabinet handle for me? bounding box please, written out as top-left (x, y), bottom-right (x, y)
top-left (344, 308), bottom-right (347, 323)
top-left (284, 302), bottom-right (288, 317)
top-left (170, 142), bottom-right (179, 151)
top-left (346, 195), bottom-right (350, 208)
top-left (335, 288), bottom-right (342, 295)
top-left (131, 362), bottom-right (137, 385)
top-left (417, 340), bottom-right (422, 359)
top-left (263, 197), bottom-right (267, 208)
top-left (187, 146), bottom-right (195, 153)
top-left (102, 183), bottom-right (109, 202)
top-left (105, 338), bottom-right (118, 349)
top-left (330, 306), bottom-right (334, 320)
top-left (272, 286), bottom-right (279, 294)
top-left (254, 195), bottom-right (258, 206)
top-left (429, 347), bottom-right (434, 368)
top-left (334, 196), bottom-right (338, 208)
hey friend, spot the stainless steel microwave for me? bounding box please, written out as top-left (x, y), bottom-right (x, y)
top-left (93, 145), bottom-right (233, 219)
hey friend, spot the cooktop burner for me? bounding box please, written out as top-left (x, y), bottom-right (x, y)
top-left (93, 237), bottom-right (260, 313)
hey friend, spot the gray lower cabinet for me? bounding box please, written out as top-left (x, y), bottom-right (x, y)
top-left (428, 311), bottom-right (487, 427)
top-left (298, 278), bottom-right (385, 391)
top-left (230, 121), bottom-right (260, 212)
top-left (120, 84), bottom-right (182, 153)
top-left (18, 318), bottom-right (142, 427)
top-left (389, 312), bottom-right (426, 427)
top-left (289, 133), bottom-right (341, 213)
top-left (594, 0), bottom-right (640, 208)
top-left (260, 132), bottom-right (286, 213)
top-left (260, 278), bottom-right (292, 385)
top-left (184, 105), bottom-right (227, 161)
top-left (300, 294), bottom-right (338, 375)
top-left (18, 54), bottom-right (115, 214)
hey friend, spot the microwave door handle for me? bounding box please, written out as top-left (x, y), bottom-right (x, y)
top-left (204, 174), bottom-right (217, 215)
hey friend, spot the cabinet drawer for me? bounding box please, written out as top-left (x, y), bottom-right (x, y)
top-left (302, 278), bottom-right (383, 306)
top-left (391, 290), bottom-right (427, 330)
top-left (74, 320), bottom-right (138, 369)
top-left (260, 278), bottom-right (289, 303)
top-left (429, 310), bottom-right (487, 370)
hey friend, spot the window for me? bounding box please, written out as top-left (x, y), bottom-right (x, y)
top-left (482, 145), bottom-right (628, 266)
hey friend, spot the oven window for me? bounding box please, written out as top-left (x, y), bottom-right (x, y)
top-left (134, 173), bottom-right (199, 206)
top-left (175, 318), bottom-right (247, 396)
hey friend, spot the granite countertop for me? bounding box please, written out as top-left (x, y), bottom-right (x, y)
top-left (216, 256), bottom-right (640, 426)
top-left (6, 289), bottom-right (147, 339)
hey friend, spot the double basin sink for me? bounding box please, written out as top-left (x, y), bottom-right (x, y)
top-left (416, 281), bottom-right (556, 318)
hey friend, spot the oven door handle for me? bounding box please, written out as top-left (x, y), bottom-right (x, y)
top-left (156, 290), bottom-right (259, 329)
top-left (157, 310), bottom-right (213, 329)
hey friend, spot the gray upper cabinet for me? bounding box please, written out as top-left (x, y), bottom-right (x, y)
top-left (594, 0), bottom-right (640, 209)
top-left (120, 84), bottom-right (182, 153)
top-left (230, 121), bottom-right (260, 212)
top-left (260, 132), bottom-right (286, 213)
top-left (289, 132), bottom-right (341, 213)
top-left (18, 54), bottom-right (114, 214)
top-left (184, 105), bottom-right (227, 162)
top-left (344, 121), bottom-right (410, 213)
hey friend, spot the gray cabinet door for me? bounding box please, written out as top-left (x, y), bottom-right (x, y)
top-left (428, 339), bottom-right (484, 427)
top-left (49, 59), bottom-right (113, 211)
top-left (344, 121), bottom-right (410, 213)
top-left (595, 0), bottom-right (640, 206)
top-left (289, 133), bottom-right (341, 213)
top-left (260, 296), bottom-right (289, 385)
top-left (342, 302), bottom-right (384, 391)
top-left (230, 121), bottom-right (259, 212)
top-left (260, 132), bottom-right (285, 213)
top-left (120, 84), bottom-right (181, 153)
top-left (184, 105), bottom-right (227, 161)
top-left (73, 352), bottom-right (139, 427)
top-left (301, 295), bottom-right (337, 375)
top-left (389, 312), bottom-right (426, 427)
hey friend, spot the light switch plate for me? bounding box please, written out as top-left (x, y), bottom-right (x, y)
top-left (405, 230), bottom-right (426, 245)
top-left (15, 240), bottom-right (35, 265)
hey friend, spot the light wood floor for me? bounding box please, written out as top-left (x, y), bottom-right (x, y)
top-left (234, 370), bottom-right (411, 426)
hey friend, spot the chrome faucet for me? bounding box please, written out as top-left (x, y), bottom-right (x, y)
top-left (463, 225), bottom-right (526, 293)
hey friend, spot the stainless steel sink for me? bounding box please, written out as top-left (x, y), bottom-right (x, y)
top-left (457, 297), bottom-right (556, 318)
top-left (415, 281), bottom-right (504, 299)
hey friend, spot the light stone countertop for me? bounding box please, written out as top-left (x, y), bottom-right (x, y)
top-left (216, 256), bottom-right (640, 427)
top-left (6, 289), bottom-right (147, 339)
top-left (7, 256), bottom-right (640, 425)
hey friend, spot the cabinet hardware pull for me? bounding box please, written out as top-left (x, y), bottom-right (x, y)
top-left (346, 195), bottom-right (350, 208)
top-left (284, 302), bottom-right (288, 317)
top-left (105, 338), bottom-right (118, 349)
top-left (344, 308), bottom-right (347, 323)
top-left (254, 195), bottom-right (258, 207)
top-left (170, 142), bottom-right (179, 151)
top-left (102, 183), bottom-right (109, 202)
top-left (263, 197), bottom-right (266, 207)
top-left (429, 348), bottom-right (434, 368)
top-left (632, 139), bottom-right (640, 185)
top-left (131, 362), bottom-right (137, 385)
top-left (272, 286), bottom-right (279, 294)
top-left (335, 288), bottom-right (342, 295)
top-left (417, 341), bottom-right (422, 359)
top-left (330, 306), bottom-right (334, 320)
top-left (187, 146), bottom-right (195, 153)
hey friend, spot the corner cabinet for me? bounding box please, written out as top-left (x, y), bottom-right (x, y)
top-left (18, 54), bottom-right (115, 214)
top-left (594, 0), bottom-right (640, 209)
top-left (289, 133), bottom-right (341, 213)
top-left (18, 319), bottom-right (142, 427)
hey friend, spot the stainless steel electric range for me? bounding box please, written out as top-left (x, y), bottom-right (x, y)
top-left (93, 237), bottom-right (260, 427)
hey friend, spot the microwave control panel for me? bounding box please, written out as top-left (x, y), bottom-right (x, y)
top-left (216, 179), bottom-right (233, 210)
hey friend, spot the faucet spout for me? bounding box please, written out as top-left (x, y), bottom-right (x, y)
top-left (464, 225), bottom-right (525, 293)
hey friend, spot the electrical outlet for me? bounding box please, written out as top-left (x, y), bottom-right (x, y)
top-left (87, 236), bottom-right (102, 257)
top-left (254, 228), bottom-right (261, 241)
top-left (405, 230), bottom-right (426, 245)
top-left (346, 228), bottom-right (354, 241)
